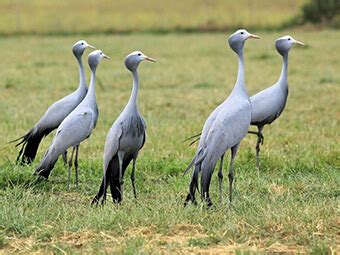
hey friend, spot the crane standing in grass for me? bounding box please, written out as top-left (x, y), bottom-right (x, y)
top-left (184, 29), bottom-right (260, 206)
top-left (11, 40), bottom-right (95, 165)
top-left (249, 35), bottom-right (304, 169)
top-left (185, 36), bottom-right (305, 172)
top-left (35, 50), bottom-right (110, 189)
top-left (92, 51), bottom-right (155, 205)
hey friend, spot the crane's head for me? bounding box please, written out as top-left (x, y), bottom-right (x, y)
top-left (228, 29), bottom-right (260, 54)
top-left (73, 40), bottom-right (96, 58)
top-left (275, 36), bottom-right (305, 56)
top-left (88, 49), bottom-right (110, 70)
top-left (124, 51), bottom-right (156, 72)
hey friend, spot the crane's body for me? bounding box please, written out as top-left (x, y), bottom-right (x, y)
top-left (251, 82), bottom-right (288, 127)
top-left (184, 29), bottom-right (260, 206)
top-left (12, 40), bottom-right (95, 164)
top-left (185, 36), bottom-right (304, 172)
top-left (35, 50), bottom-right (110, 189)
top-left (249, 36), bottom-right (304, 169)
top-left (92, 51), bottom-right (155, 204)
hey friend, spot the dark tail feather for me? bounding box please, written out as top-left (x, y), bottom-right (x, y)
top-left (200, 160), bottom-right (216, 206)
top-left (35, 147), bottom-right (58, 179)
top-left (182, 132), bottom-right (201, 143)
top-left (11, 128), bottom-right (52, 165)
top-left (110, 155), bottom-right (133, 203)
top-left (189, 137), bottom-right (200, 146)
top-left (92, 154), bottom-right (133, 205)
top-left (182, 156), bottom-right (196, 176)
top-left (91, 166), bottom-right (112, 206)
top-left (8, 133), bottom-right (28, 144)
top-left (184, 164), bottom-right (200, 206)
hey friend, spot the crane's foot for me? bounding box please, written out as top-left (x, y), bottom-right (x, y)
top-left (259, 134), bottom-right (264, 145)
top-left (184, 193), bottom-right (197, 207)
top-left (90, 197), bottom-right (99, 207)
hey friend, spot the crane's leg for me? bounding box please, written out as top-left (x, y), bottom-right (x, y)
top-left (62, 150), bottom-right (68, 166)
top-left (255, 126), bottom-right (264, 170)
top-left (74, 145), bottom-right (79, 189)
top-left (118, 151), bottom-right (125, 200)
top-left (131, 154), bottom-right (138, 199)
top-left (228, 144), bottom-right (239, 203)
top-left (218, 153), bottom-right (225, 205)
top-left (67, 147), bottom-right (75, 191)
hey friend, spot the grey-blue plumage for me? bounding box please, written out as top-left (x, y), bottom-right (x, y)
top-left (92, 51), bottom-right (155, 204)
top-left (184, 29), bottom-right (260, 206)
top-left (35, 50), bottom-right (110, 189)
top-left (11, 40), bottom-right (95, 165)
top-left (249, 36), bottom-right (304, 169)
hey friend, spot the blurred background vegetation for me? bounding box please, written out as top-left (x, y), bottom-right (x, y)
top-left (0, 0), bottom-right (338, 35)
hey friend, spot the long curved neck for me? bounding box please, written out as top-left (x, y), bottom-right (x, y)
top-left (76, 55), bottom-right (87, 90)
top-left (127, 70), bottom-right (139, 110)
top-left (278, 53), bottom-right (288, 86)
top-left (85, 67), bottom-right (96, 104)
top-left (232, 50), bottom-right (248, 96)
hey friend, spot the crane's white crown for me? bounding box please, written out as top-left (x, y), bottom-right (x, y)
top-left (72, 40), bottom-right (95, 57)
top-left (73, 40), bottom-right (88, 48)
top-left (88, 49), bottom-right (109, 69)
top-left (275, 35), bottom-right (304, 56)
top-left (228, 29), bottom-right (259, 53)
top-left (229, 29), bottom-right (250, 39)
top-left (125, 51), bottom-right (149, 72)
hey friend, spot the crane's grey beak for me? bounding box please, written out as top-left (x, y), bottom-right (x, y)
top-left (144, 56), bottom-right (156, 62)
top-left (248, 33), bottom-right (261, 39)
top-left (87, 44), bottom-right (96, 50)
top-left (103, 54), bottom-right (111, 60)
top-left (293, 40), bottom-right (305, 46)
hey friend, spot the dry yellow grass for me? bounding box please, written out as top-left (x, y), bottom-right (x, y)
top-left (3, 227), bottom-right (314, 254)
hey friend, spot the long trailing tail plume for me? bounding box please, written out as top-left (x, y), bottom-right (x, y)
top-left (34, 146), bottom-right (59, 179)
top-left (183, 133), bottom-right (201, 146)
top-left (200, 159), bottom-right (217, 206)
top-left (184, 130), bottom-right (262, 147)
top-left (184, 164), bottom-right (200, 206)
top-left (184, 150), bottom-right (207, 206)
top-left (92, 155), bottom-right (133, 205)
top-left (9, 128), bottom-right (52, 165)
top-left (91, 166), bottom-right (112, 206)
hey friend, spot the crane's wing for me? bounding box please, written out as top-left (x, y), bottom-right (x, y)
top-left (139, 115), bottom-right (147, 149)
top-left (204, 102), bottom-right (251, 153)
top-left (52, 110), bottom-right (95, 153)
top-left (182, 103), bottom-right (223, 175)
top-left (37, 91), bottom-right (83, 130)
top-left (103, 122), bottom-right (123, 172)
top-left (250, 85), bottom-right (288, 125)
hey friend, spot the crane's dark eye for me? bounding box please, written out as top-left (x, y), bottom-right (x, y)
top-left (81, 42), bottom-right (84, 45)
top-left (138, 53), bottom-right (141, 56)
top-left (288, 38), bottom-right (291, 41)
top-left (241, 32), bottom-right (244, 35)
top-left (100, 52), bottom-right (103, 55)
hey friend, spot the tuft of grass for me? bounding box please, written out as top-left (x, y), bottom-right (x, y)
top-left (319, 76), bottom-right (337, 84)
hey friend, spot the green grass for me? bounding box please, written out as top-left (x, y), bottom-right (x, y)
top-left (0, 30), bottom-right (339, 253)
top-left (0, 0), bottom-right (307, 35)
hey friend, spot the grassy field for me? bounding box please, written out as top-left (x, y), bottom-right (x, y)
top-left (0, 0), bottom-right (306, 35)
top-left (0, 30), bottom-right (339, 253)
